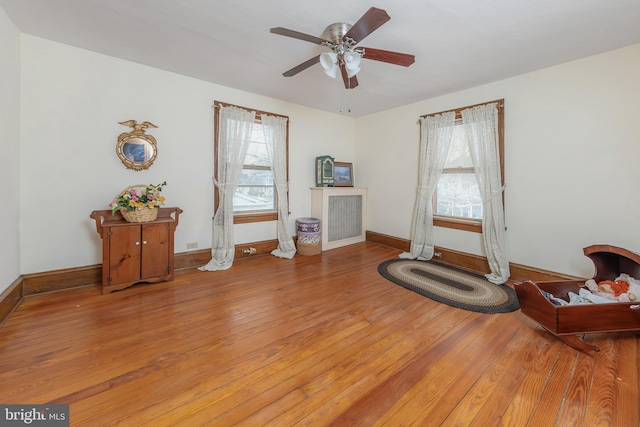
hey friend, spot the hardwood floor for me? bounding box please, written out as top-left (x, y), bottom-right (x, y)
top-left (1, 242), bottom-right (638, 426)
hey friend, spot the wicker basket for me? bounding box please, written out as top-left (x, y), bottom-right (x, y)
top-left (117, 184), bottom-right (160, 223)
top-left (297, 241), bottom-right (321, 256)
top-left (120, 206), bottom-right (158, 223)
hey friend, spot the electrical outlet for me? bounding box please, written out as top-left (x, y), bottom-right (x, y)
top-left (433, 251), bottom-right (442, 258)
top-left (186, 242), bottom-right (198, 249)
top-left (242, 247), bottom-right (257, 255)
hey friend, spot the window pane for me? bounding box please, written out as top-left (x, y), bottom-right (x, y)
top-left (234, 168), bottom-right (275, 212)
top-left (435, 172), bottom-right (483, 219)
top-left (443, 125), bottom-right (473, 168)
top-left (245, 124), bottom-right (271, 167)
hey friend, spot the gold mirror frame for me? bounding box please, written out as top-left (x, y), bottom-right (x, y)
top-left (116, 120), bottom-right (158, 171)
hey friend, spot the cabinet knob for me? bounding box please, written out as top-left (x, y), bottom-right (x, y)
top-left (135, 241), bottom-right (140, 245)
top-left (143, 241), bottom-right (147, 245)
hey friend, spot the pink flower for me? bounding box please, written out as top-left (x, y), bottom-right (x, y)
top-left (130, 189), bottom-right (137, 196)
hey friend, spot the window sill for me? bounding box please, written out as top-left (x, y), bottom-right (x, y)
top-left (433, 216), bottom-right (482, 233)
top-left (234, 211), bottom-right (278, 224)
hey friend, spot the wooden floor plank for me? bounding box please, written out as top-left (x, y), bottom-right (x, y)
top-left (438, 323), bottom-right (550, 426)
top-left (377, 312), bottom-right (526, 426)
top-left (313, 311), bottom-right (483, 427)
top-left (0, 242), bottom-right (638, 426)
top-left (554, 337), bottom-right (599, 426)
top-left (211, 298), bottom-right (463, 426)
top-left (613, 333), bottom-right (640, 427)
top-left (495, 338), bottom-right (564, 426)
top-left (583, 334), bottom-right (618, 427)
top-left (526, 342), bottom-right (580, 427)
top-left (143, 294), bottom-right (414, 425)
top-left (74, 279), bottom-right (398, 422)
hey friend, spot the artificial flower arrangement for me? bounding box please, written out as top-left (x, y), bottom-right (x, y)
top-left (109, 181), bottom-right (167, 215)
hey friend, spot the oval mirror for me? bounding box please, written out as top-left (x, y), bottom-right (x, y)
top-left (116, 120), bottom-right (158, 171)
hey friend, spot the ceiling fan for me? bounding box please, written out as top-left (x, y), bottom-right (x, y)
top-left (270, 7), bottom-right (415, 89)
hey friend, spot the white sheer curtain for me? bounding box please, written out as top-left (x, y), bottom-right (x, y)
top-left (400, 111), bottom-right (456, 260)
top-left (462, 103), bottom-right (510, 284)
top-left (200, 106), bottom-right (255, 271)
top-left (262, 114), bottom-right (296, 259)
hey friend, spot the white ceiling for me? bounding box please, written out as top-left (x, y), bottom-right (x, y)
top-left (2, 0), bottom-right (640, 117)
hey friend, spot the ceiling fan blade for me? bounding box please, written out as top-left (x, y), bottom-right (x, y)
top-left (282, 55), bottom-right (320, 77)
top-left (340, 64), bottom-right (359, 89)
top-left (270, 27), bottom-right (328, 45)
top-left (343, 7), bottom-right (390, 44)
top-left (360, 47), bottom-right (415, 67)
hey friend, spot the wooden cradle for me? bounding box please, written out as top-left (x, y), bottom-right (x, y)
top-left (515, 244), bottom-right (640, 352)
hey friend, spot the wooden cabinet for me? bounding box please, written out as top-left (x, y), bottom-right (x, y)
top-left (90, 207), bottom-right (182, 294)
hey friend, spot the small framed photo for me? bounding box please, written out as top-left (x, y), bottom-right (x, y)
top-left (333, 162), bottom-right (353, 187)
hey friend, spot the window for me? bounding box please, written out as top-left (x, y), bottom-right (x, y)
top-left (434, 123), bottom-right (483, 219)
top-left (214, 101), bottom-right (289, 224)
top-left (235, 123), bottom-right (275, 213)
top-left (426, 100), bottom-right (504, 233)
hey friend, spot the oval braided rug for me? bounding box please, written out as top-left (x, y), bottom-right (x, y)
top-left (378, 259), bottom-right (519, 314)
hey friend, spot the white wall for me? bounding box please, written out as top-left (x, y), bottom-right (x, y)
top-left (357, 43), bottom-right (640, 278)
top-left (0, 7), bottom-right (20, 294)
top-left (19, 35), bottom-right (356, 275)
top-left (9, 30), bottom-right (640, 285)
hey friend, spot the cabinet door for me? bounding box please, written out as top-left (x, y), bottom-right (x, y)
top-left (140, 223), bottom-right (170, 279)
top-left (108, 225), bottom-right (142, 285)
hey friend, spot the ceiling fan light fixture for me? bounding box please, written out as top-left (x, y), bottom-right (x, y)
top-left (344, 51), bottom-right (361, 68)
top-left (272, 8), bottom-right (413, 89)
top-left (346, 65), bottom-right (361, 78)
top-left (344, 51), bottom-right (362, 77)
top-left (320, 52), bottom-right (338, 78)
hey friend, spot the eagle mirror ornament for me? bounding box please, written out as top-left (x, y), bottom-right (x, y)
top-left (116, 120), bottom-right (158, 171)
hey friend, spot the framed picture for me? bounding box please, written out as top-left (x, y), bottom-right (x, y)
top-left (333, 162), bottom-right (353, 187)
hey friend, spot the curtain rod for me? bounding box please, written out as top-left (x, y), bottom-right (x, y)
top-left (420, 99), bottom-right (504, 119)
top-left (212, 100), bottom-right (289, 121)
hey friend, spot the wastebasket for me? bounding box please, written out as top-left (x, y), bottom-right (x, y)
top-left (296, 217), bottom-right (321, 256)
